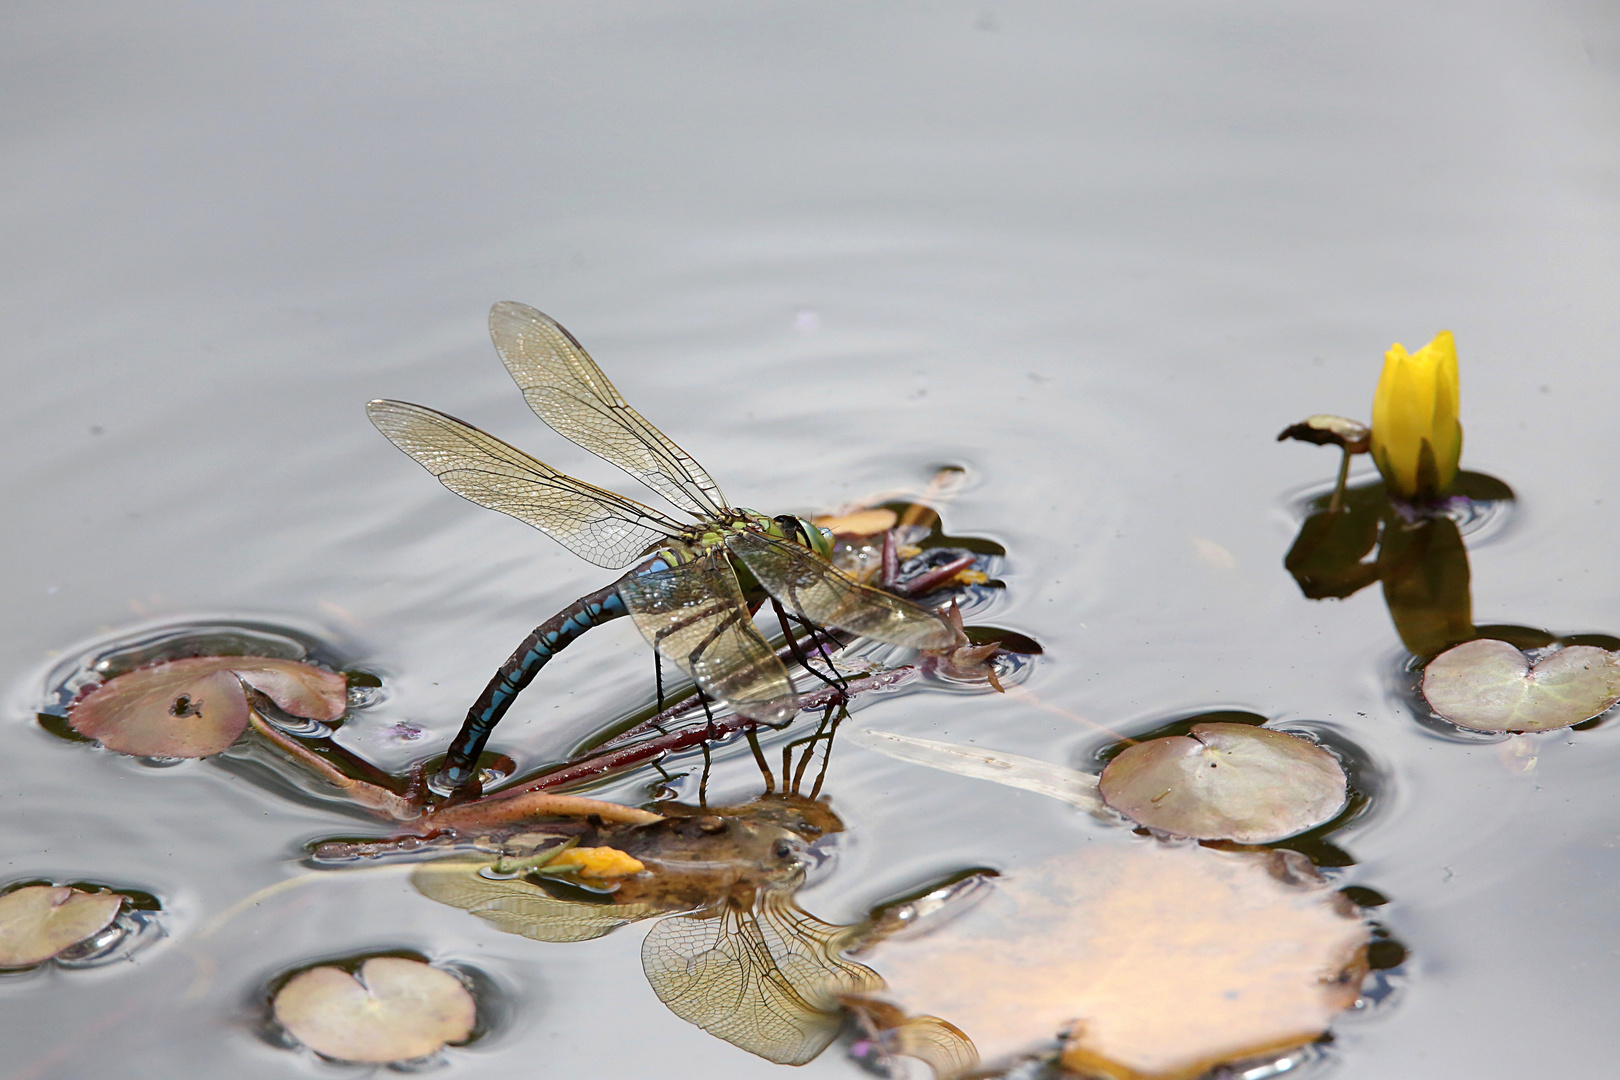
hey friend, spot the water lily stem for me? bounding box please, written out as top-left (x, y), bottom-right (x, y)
top-left (1328, 446), bottom-right (1352, 514)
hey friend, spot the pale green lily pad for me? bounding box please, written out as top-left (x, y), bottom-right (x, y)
top-left (0, 886), bottom-right (124, 968)
top-left (68, 656), bottom-right (346, 758)
top-left (1098, 723), bottom-right (1347, 843)
top-left (272, 956), bottom-right (476, 1063)
top-left (1422, 639), bottom-right (1620, 733)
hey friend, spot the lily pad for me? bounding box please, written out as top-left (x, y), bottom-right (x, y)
top-left (1099, 723), bottom-right (1347, 843)
top-left (0, 886), bottom-right (124, 968)
top-left (272, 956), bottom-right (476, 1063)
top-left (1422, 638), bottom-right (1620, 732)
top-left (68, 656), bottom-right (347, 757)
top-left (858, 842), bottom-right (1369, 1080)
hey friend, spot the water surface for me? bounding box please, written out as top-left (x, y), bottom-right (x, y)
top-left (3, 2), bottom-right (1619, 1077)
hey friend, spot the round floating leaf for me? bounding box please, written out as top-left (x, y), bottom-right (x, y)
top-left (861, 843), bottom-right (1369, 1079)
top-left (1099, 723), bottom-right (1347, 843)
top-left (0, 886), bottom-right (124, 968)
top-left (273, 957), bottom-right (476, 1063)
top-left (1422, 639), bottom-right (1620, 733)
top-left (68, 656), bottom-right (346, 758)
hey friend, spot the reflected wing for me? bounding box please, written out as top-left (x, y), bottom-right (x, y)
top-left (883, 1016), bottom-right (980, 1080)
top-left (726, 531), bottom-right (958, 649)
top-left (411, 859), bottom-right (662, 943)
top-left (489, 302), bottom-right (729, 519)
top-left (368, 400), bottom-right (684, 569)
top-left (642, 888), bottom-right (882, 1066)
top-left (616, 554), bottom-right (798, 725)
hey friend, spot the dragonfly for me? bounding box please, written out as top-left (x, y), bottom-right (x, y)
top-left (368, 302), bottom-right (959, 793)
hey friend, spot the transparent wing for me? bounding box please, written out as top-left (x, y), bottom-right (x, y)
top-left (726, 531), bottom-right (958, 649)
top-left (642, 887), bottom-right (882, 1066)
top-left (881, 1015), bottom-right (980, 1080)
top-left (616, 554), bottom-right (799, 725)
top-left (411, 859), bottom-right (663, 943)
top-left (489, 301), bottom-right (729, 519)
top-left (367, 400), bottom-right (685, 569)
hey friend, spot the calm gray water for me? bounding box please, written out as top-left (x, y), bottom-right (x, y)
top-left (3, 2), bottom-right (1619, 1077)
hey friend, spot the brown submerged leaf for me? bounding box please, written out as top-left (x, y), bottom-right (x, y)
top-left (67, 656), bottom-right (346, 757)
top-left (272, 957), bottom-right (476, 1063)
top-left (813, 508), bottom-right (900, 536)
top-left (1422, 638), bottom-right (1620, 732)
top-left (1099, 723), bottom-right (1347, 843)
top-left (858, 842), bottom-right (1368, 1080)
top-left (0, 886), bottom-right (125, 968)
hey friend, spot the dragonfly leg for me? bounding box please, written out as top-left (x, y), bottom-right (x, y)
top-left (769, 598), bottom-right (846, 696)
top-left (786, 701), bottom-right (837, 792)
top-left (746, 727), bottom-right (775, 792)
top-left (434, 581), bottom-right (628, 793)
top-left (808, 705), bottom-right (847, 799)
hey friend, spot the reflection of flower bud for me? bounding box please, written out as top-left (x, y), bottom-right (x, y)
top-left (1370, 331), bottom-right (1462, 500)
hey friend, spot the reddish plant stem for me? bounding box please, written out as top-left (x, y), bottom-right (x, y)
top-left (474, 665), bottom-right (921, 804)
top-left (894, 554), bottom-right (976, 597)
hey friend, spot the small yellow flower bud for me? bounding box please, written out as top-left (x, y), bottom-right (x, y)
top-left (1370, 331), bottom-right (1463, 500)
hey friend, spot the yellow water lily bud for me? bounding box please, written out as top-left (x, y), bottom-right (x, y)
top-left (1370, 331), bottom-right (1463, 500)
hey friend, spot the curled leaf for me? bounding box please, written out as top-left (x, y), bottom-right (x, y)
top-left (1099, 723), bottom-right (1347, 843)
top-left (0, 886), bottom-right (124, 968)
top-left (1422, 639), bottom-right (1620, 732)
top-left (67, 656), bottom-right (346, 758)
top-left (272, 956), bottom-right (476, 1063)
top-left (1276, 415), bottom-right (1371, 453)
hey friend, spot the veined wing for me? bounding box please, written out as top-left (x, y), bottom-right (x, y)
top-left (642, 887), bottom-right (882, 1066)
top-left (411, 858), bottom-right (663, 943)
top-left (726, 531), bottom-right (959, 649)
top-left (489, 302), bottom-right (729, 519)
top-left (616, 554), bottom-right (798, 726)
top-left (367, 400), bottom-right (685, 569)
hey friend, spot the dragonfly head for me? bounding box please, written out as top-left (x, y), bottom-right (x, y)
top-left (772, 514), bottom-right (836, 562)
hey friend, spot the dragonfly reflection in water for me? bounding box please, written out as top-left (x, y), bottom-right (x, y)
top-left (411, 789), bottom-right (977, 1077)
top-left (369, 303), bottom-right (960, 794)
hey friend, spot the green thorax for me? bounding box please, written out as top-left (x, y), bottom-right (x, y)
top-left (648, 509), bottom-right (835, 579)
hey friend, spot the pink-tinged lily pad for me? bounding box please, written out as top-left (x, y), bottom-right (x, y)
top-left (1099, 723), bottom-right (1347, 843)
top-left (0, 886), bottom-right (124, 968)
top-left (273, 957), bottom-right (476, 1063)
top-left (1422, 639), bottom-right (1620, 733)
top-left (859, 843), bottom-right (1369, 1079)
top-left (68, 656), bottom-right (346, 758)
